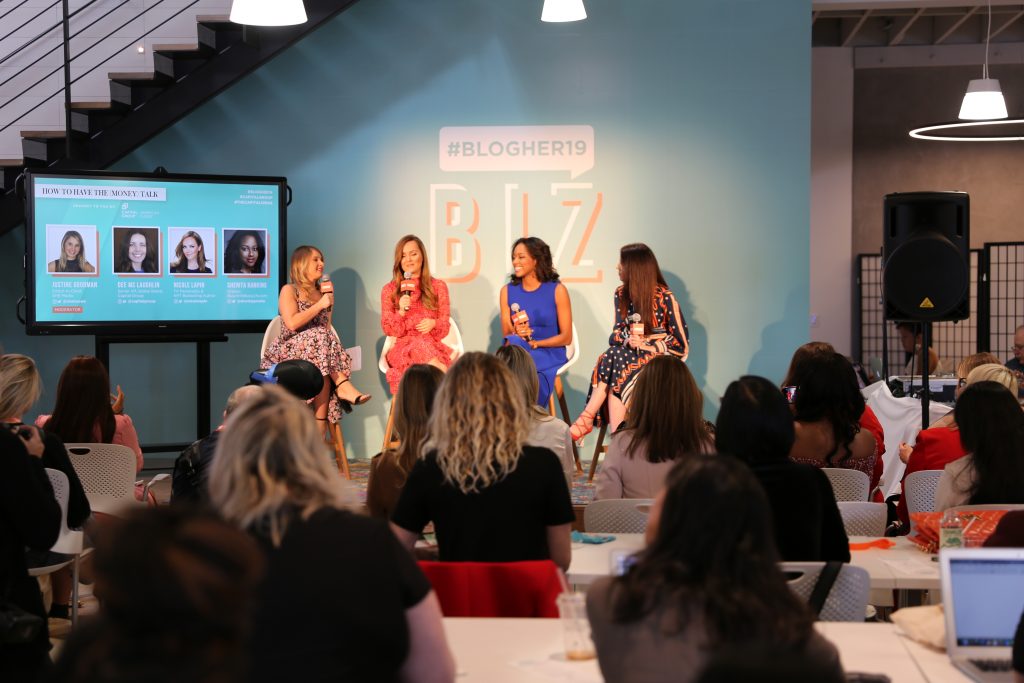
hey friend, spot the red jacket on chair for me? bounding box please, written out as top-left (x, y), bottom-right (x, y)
top-left (417, 560), bottom-right (564, 618)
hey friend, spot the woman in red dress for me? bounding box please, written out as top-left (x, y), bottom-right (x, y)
top-left (380, 235), bottom-right (452, 394)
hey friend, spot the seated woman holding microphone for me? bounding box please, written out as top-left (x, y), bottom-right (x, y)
top-left (380, 235), bottom-right (452, 394)
top-left (262, 246), bottom-right (370, 434)
top-left (499, 237), bottom-right (573, 408)
top-left (570, 243), bottom-right (689, 439)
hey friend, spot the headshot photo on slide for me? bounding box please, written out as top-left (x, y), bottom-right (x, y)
top-left (168, 227), bottom-right (216, 276)
top-left (223, 228), bottom-right (268, 276)
top-left (113, 226), bottom-right (161, 275)
top-left (46, 225), bottom-right (98, 275)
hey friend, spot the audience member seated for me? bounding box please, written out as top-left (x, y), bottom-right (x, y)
top-left (0, 426), bottom-right (60, 682)
top-left (896, 322), bottom-right (939, 375)
top-left (782, 341), bottom-right (886, 493)
top-left (586, 456), bottom-right (843, 683)
top-left (209, 386), bottom-right (454, 683)
top-left (36, 355), bottom-right (143, 472)
top-left (787, 352), bottom-right (877, 479)
top-left (894, 356), bottom-right (1006, 528)
top-left (594, 355), bottom-right (712, 500)
top-left (1, 353), bottom-right (90, 621)
top-left (171, 385), bottom-right (262, 504)
top-left (51, 507), bottom-right (263, 683)
top-left (715, 375), bottom-right (849, 562)
top-left (367, 364), bottom-right (444, 519)
top-left (390, 353), bottom-right (574, 570)
top-left (1006, 324), bottom-right (1024, 393)
top-left (984, 510), bottom-right (1024, 547)
top-left (936, 380), bottom-right (1024, 511)
top-left (494, 345), bottom-right (575, 486)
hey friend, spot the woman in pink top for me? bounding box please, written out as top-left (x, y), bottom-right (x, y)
top-left (595, 355), bottom-right (713, 500)
top-left (36, 355), bottom-right (143, 472)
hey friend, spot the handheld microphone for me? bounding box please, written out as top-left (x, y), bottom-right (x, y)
top-left (320, 274), bottom-right (334, 295)
top-left (400, 271), bottom-right (416, 310)
top-left (511, 303), bottom-right (532, 342)
top-left (628, 313), bottom-right (645, 337)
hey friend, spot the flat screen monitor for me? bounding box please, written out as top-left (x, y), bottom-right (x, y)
top-left (24, 169), bottom-right (287, 336)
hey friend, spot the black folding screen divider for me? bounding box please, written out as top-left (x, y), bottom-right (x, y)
top-left (854, 245), bottom-right (1021, 376)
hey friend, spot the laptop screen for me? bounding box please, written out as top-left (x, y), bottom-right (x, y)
top-left (949, 557), bottom-right (1024, 647)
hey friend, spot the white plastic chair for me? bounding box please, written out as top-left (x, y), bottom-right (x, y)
top-left (260, 315), bottom-right (351, 478)
top-left (904, 470), bottom-right (943, 532)
top-left (837, 501), bottom-right (888, 537)
top-left (65, 443), bottom-right (138, 516)
top-left (822, 468), bottom-right (870, 502)
top-left (781, 562), bottom-right (871, 622)
top-left (583, 499), bottom-right (652, 533)
top-left (28, 468), bottom-right (85, 624)
top-left (379, 317), bottom-right (463, 451)
top-left (549, 323), bottom-right (582, 474)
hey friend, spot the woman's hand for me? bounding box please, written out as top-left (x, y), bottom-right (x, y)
top-left (529, 340), bottom-right (540, 350)
top-left (626, 334), bottom-right (644, 349)
top-left (415, 318), bottom-right (437, 334)
top-left (398, 294), bottom-right (412, 314)
top-left (317, 293), bottom-right (334, 311)
top-left (17, 425), bottom-right (45, 458)
top-left (898, 442), bottom-right (913, 464)
top-left (515, 321), bottom-right (533, 340)
top-left (111, 385), bottom-right (125, 414)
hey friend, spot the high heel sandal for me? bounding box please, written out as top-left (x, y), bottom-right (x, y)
top-left (334, 379), bottom-right (371, 412)
top-left (570, 409), bottom-right (597, 443)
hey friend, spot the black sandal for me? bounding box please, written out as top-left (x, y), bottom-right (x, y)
top-left (334, 379), bottom-right (370, 410)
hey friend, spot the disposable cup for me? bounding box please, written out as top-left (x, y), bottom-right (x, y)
top-left (556, 592), bottom-right (596, 661)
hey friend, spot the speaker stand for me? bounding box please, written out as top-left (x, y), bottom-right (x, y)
top-left (919, 323), bottom-right (931, 431)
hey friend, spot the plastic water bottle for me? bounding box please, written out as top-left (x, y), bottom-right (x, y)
top-left (939, 509), bottom-right (964, 549)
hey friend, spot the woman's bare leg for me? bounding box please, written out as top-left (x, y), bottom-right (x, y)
top-left (570, 382), bottom-right (609, 441)
top-left (608, 393), bottom-right (627, 432)
top-left (314, 378), bottom-right (330, 436)
top-left (330, 371), bottom-right (369, 403)
top-left (427, 358), bottom-right (448, 373)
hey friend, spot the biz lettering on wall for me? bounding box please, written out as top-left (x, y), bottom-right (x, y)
top-left (430, 125), bottom-right (603, 284)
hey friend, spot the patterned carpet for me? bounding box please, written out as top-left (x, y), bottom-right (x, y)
top-left (343, 459), bottom-right (599, 506)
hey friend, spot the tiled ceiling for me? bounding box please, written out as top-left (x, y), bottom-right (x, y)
top-left (813, 1), bottom-right (1024, 47)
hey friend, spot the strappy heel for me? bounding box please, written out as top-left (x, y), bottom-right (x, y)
top-left (570, 408), bottom-right (597, 443)
top-left (334, 378), bottom-right (371, 410)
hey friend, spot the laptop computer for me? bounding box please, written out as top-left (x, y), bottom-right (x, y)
top-left (940, 547), bottom-right (1024, 682)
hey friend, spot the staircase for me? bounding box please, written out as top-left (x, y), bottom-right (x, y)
top-left (0, 0), bottom-right (361, 237)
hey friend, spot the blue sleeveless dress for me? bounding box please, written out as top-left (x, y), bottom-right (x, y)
top-left (504, 281), bottom-right (568, 407)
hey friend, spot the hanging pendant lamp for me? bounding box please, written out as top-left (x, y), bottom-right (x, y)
top-left (541, 0), bottom-right (587, 23)
top-left (958, 0), bottom-right (1007, 121)
top-left (230, 0), bottom-right (307, 27)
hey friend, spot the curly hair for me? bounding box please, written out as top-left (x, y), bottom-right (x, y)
top-left (427, 352), bottom-right (530, 494)
top-left (225, 230), bottom-right (266, 274)
top-left (0, 353), bottom-right (42, 418)
top-left (508, 237), bottom-right (559, 285)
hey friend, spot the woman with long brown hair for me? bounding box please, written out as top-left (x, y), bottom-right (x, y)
top-left (262, 246), bottom-right (370, 435)
top-left (594, 355), bottom-right (711, 499)
top-left (570, 243), bottom-right (689, 439)
top-left (366, 364), bottom-right (445, 518)
top-left (380, 235), bottom-right (453, 394)
top-left (499, 237), bottom-right (573, 408)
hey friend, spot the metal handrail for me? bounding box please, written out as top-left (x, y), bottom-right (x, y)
top-left (0, 0), bottom-right (59, 44)
top-left (0, 0), bottom-right (107, 68)
top-left (0, 0), bottom-right (201, 140)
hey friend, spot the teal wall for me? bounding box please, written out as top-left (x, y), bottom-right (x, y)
top-left (0, 0), bottom-right (810, 460)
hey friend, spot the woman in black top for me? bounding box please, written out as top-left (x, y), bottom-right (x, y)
top-left (391, 352), bottom-right (575, 570)
top-left (209, 385), bottom-right (454, 683)
top-left (714, 375), bottom-right (850, 562)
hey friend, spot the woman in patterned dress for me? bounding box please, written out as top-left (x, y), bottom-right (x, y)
top-left (499, 237), bottom-right (573, 408)
top-left (262, 246), bottom-right (370, 435)
top-left (570, 243), bottom-right (689, 440)
top-left (380, 235), bottom-right (453, 394)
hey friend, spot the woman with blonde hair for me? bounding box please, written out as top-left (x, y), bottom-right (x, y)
top-left (391, 352), bottom-right (574, 570)
top-left (1, 353), bottom-right (90, 620)
top-left (595, 355), bottom-right (713, 500)
top-left (48, 229), bottom-right (95, 273)
top-left (209, 385), bottom-right (454, 683)
top-left (262, 245), bottom-right (370, 435)
top-left (495, 344), bottom-right (576, 486)
top-left (366, 364), bottom-right (445, 519)
top-left (381, 235), bottom-right (453, 393)
top-left (170, 230), bottom-right (212, 273)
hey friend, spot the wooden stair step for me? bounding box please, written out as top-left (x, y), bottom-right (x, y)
top-left (196, 14), bottom-right (231, 22)
top-left (108, 71), bottom-right (156, 81)
top-left (20, 130), bottom-right (65, 139)
top-left (152, 43), bottom-right (199, 52)
top-left (0, 159), bottom-right (24, 166)
top-left (67, 101), bottom-right (113, 110)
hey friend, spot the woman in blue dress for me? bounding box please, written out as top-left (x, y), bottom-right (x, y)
top-left (499, 237), bottom-right (573, 408)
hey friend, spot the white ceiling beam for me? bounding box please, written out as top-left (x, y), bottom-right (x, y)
top-left (934, 6), bottom-right (979, 45)
top-left (889, 6), bottom-right (926, 45)
top-left (989, 8), bottom-right (1024, 38)
top-left (842, 9), bottom-right (874, 46)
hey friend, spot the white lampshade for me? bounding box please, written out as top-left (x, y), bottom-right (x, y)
top-left (541, 0), bottom-right (587, 23)
top-left (230, 0), bottom-right (307, 26)
top-left (958, 78), bottom-right (1008, 121)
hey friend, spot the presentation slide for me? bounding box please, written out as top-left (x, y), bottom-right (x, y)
top-left (28, 174), bottom-right (284, 331)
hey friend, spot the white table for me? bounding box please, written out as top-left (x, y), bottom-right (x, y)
top-left (567, 533), bottom-right (941, 596)
top-left (443, 618), bottom-right (957, 682)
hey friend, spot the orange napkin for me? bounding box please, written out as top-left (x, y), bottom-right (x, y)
top-left (849, 538), bottom-right (895, 551)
